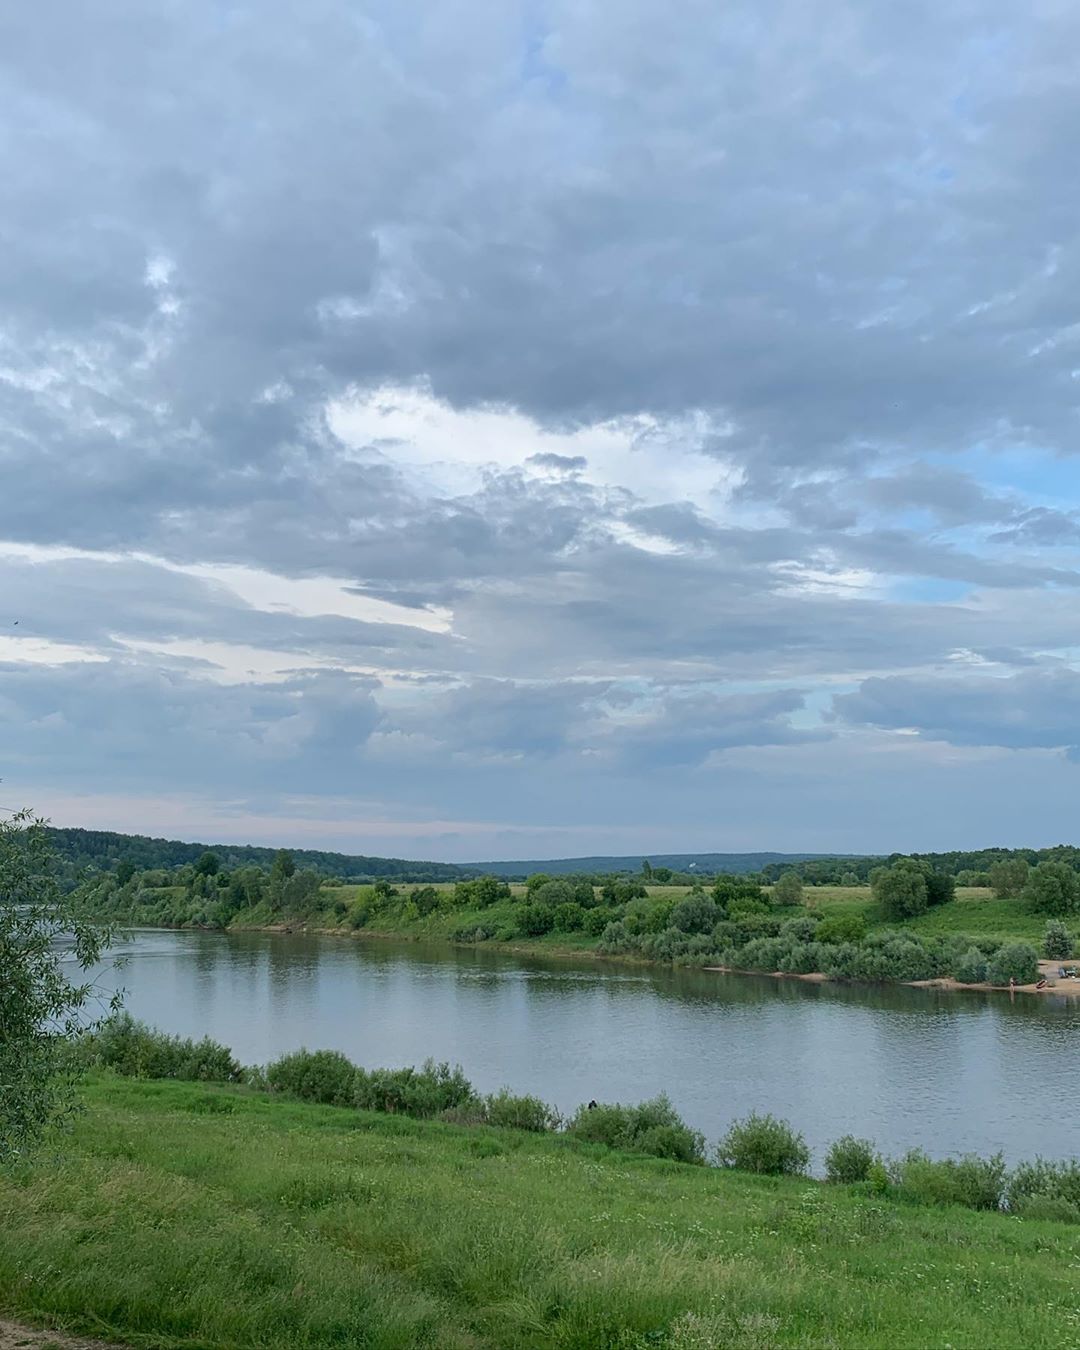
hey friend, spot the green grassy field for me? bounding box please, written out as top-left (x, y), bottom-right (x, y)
top-left (1, 1075), bottom-right (1077, 1349)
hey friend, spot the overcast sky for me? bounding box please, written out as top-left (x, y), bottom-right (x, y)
top-left (4, 2), bottom-right (1080, 860)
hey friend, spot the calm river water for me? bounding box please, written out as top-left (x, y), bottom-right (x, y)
top-left (93, 928), bottom-right (1080, 1164)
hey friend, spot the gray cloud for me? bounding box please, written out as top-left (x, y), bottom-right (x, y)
top-left (834, 668), bottom-right (1080, 756)
top-left (5, 1), bottom-right (1080, 850)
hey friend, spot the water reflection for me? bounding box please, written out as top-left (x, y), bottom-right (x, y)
top-left (92, 928), bottom-right (1080, 1164)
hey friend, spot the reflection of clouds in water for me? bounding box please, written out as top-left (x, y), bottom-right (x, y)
top-left (100, 929), bottom-right (1080, 1167)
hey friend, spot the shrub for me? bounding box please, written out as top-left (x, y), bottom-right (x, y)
top-left (825, 1135), bottom-right (877, 1184)
top-left (484, 1089), bottom-right (561, 1133)
top-left (892, 1151), bottom-right (1006, 1211)
top-left (353, 1060), bottom-right (478, 1118)
top-left (815, 911), bottom-right (867, 945)
top-left (1006, 1159), bottom-right (1080, 1216)
top-left (551, 902), bottom-right (584, 932)
top-left (266, 1048), bottom-right (357, 1105)
top-left (717, 1113), bottom-right (809, 1176)
top-left (670, 894), bottom-right (720, 934)
top-left (409, 885), bottom-right (440, 915)
top-left (638, 927), bottom-right (693, 961)
top-left (772, 871), bottom-right (804, 905)
top-left (732, 937), bottom-right (790, 972)
top-left (582, 906), bottom-right (617, 936)
top-left (88, 1014), bottom-right (242, 1083)
top-left (1042, 920), bottom-right (1073, 959)
top-left (566, 1094), bottom-right (705, 1164)
top-left (726, 895), bottom-right (771, 920)
top-left (953, 947), bottom-right (988, 984)
top-left (986, 943), bottom-right (1039, 986)
top-left (780, 914), bottom-right (821, 943)
top-left (779, 941), bottom-right (826, 975)
top-left (1012, 1194), bottom-right (1080, 1223)
top-left (530, 879), bottom-right (573, 907)
top-left (624, 897), bottom-right (674, 935)
top-left (451, 922), bottom-right (496, 943)
top-left (517, 903), bottom-right (556, 936)
top-left (597, 920), bottom-right (635, 954)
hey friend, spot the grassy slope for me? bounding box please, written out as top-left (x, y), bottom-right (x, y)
top-left (2, 1077), bottom-right (1077, 1349)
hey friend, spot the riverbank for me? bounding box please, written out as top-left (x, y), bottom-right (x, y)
top-left (1, 1074), bottom-right (1078, 1348)
top-left (700, 957), bottom-right (1080, 998)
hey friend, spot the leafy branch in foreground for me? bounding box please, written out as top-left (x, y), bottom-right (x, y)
top-left (0, 810), bottom-right (117, 1162)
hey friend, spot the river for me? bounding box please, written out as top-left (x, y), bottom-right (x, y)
top-left (91, 927), bottom-right (1080, 1164)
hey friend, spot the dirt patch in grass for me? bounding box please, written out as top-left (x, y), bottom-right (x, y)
top-left (0, 1320), bottom-right (128, 1350)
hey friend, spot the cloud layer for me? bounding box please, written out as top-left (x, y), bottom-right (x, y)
top-left (3, 1), bottom-right (1080, 856)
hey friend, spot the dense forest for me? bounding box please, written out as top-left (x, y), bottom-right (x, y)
top-left (38, 825), bottom-right (1080, 893)
top-left (43, 826), bottom-right (466, 887)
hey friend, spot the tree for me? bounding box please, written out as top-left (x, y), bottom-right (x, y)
top-left (772, 871), bottom-right (803, 906)
top-left (115, 858), bottom-right (136, 887)
top-left (925, 871), bottom-right (956, 908)
top-left (871, 858), bottom-right (928, 920)
top-left (989, 858), bottom-right (1029, 900)
top-left (669, 893), bottom-right (719, 935)
top-left (194, 850), bottom-right (220, 877)
top-left (986, 943), bottom-right (1039, 986)
top-left (641, 859), bottom-right (653, 880)
top-left (1023, 861), bottom-right (1080, 916)
top-left (1042, 920), bottom-right (1073, 960)
top-left (270, 849), bottom-right (296, 885)
top-left (1, 811), bottom-right (117, 1162)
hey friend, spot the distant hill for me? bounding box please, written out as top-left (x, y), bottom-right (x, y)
top-left (465, 852), bottom-right (847, 879)
top-left (42, 826), bottom-right (466, 885)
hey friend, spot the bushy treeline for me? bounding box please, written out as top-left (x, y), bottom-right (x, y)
top-left (761, 844), bottom-right (1080, 889)
top-left (598, 900), bottom-right (1045, 986)
top-left (81, 1019), bottom-right (1080, 1222)
top-left (83, 852), bottom-right (1078, 986)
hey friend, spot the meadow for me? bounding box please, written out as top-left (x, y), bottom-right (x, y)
top-left (2, 1073), bottom-right (1079, 1349)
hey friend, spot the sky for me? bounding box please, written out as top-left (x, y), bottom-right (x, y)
top-left (3, 1), bottom-right (1080, 861)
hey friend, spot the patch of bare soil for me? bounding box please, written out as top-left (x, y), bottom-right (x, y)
top-left (0, 1319), bottom-right (129, 1350)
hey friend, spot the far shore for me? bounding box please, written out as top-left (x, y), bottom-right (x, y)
top-left (701, 957), bottom-right (1080, 998)
top-left (156, 918), bottom-right (1080, 1001)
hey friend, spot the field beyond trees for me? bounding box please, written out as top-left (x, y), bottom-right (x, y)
top-left (1, 1074), bottom-right (1078, 1348)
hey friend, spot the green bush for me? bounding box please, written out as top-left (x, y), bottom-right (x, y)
top-left (1042, 920), bottom-right (1073, 959)
top-left (953, 947), bottom-right (988, 984)
top-left (815, 911), bottom-right (867, 945)
top-left (670, 894), bottom-right (720, 934)
top-left (1006, 1159), bottom-right (1080, 1216)
top-left (582, 906), bottom-right (617, 936)
top-left (986, 942), bottom-right (1039, 986)
top-left (778, 941), bottom-right (826, 975)
top-left (825, 1135), bottom-right (877, 1184)
top-left (717, 1113), bottom-right (809, 1176)
top-left (353, 1060), bottom-right (478, 1118)
top-left (551, 902), bottom-right (584, 932)
top-left (484, 1089), bottom-right (561, 1132)
top-left (1012, 1194), bottom-right (1080, 1223)
top-left (450, 920), bottom-right (496, 942)
top-left (780, 914), bottom-right (820, 943)
top-left (265, 1048), bottom-right (357, 1105)
top-left (597, 920), bottom-right (634, 954)
top-left (86, 1014), bottom-right (242, 1083)
top-left (566, 1094), bottom-right (705, 1164)
top-left (892, 1151), bottom-right (1006, 1211)
top-left (518, 903), bottom-right (556, 936)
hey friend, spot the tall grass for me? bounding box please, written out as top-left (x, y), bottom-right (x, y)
top-left (0, 1074), bottom-right (1077, 1348)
